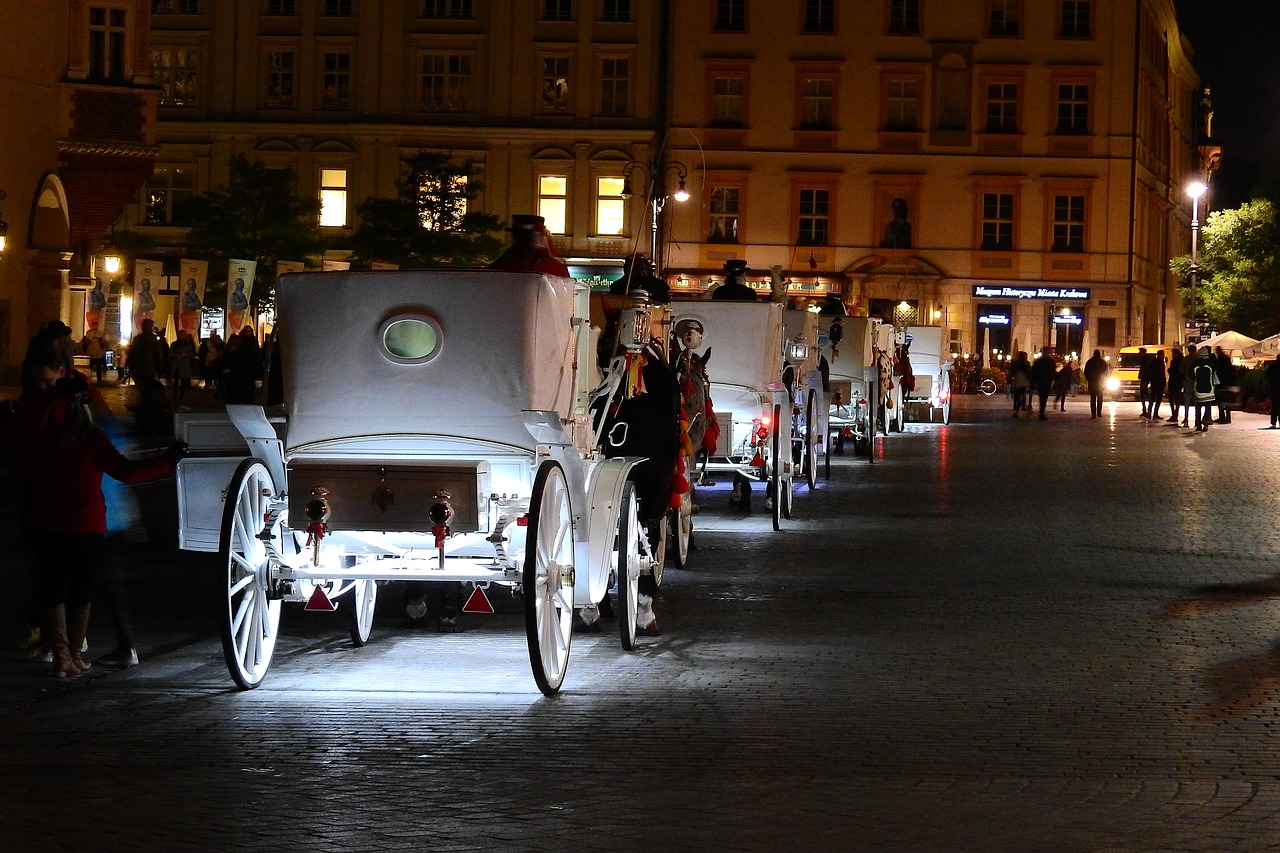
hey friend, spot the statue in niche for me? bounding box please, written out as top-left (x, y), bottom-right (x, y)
top-left (881, 197), bottom-right (913, 249)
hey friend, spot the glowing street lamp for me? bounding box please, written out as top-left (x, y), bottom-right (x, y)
top-left (622, 157), bottom-right (690, 275)
top-left (1186, 180), bottom-right (1207, 341)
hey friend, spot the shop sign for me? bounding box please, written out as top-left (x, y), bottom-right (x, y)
top-left (973, 285), bottom-right (1091, 300)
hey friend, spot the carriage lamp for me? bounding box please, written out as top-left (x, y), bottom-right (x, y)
top-left (304, 488), bottom-right (331, 566)
top-left (429, 490), bottom-right (454, 561)
top-left (788, 337), bottom-right (810, 362)
top-left (619, 296), bottom-right (652, 351)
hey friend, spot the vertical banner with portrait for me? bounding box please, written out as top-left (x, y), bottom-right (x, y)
top-left (179, 258), bottom-right (208, 337)
top-left (132, 259), bottom-right (163, 335)
top-left (85, 271), bottom-right (109, 335)
top-left (226, 258), bottom-right (257, 337)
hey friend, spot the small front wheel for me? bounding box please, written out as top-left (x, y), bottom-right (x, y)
top-left (978, 378), bottom-right (997, 396)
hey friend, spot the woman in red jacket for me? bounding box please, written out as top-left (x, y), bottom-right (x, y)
top-left (5, 348), bottom-right (179, 677)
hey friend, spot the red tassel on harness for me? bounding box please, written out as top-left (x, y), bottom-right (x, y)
top-left (305, 521), bottom-right (327, 545)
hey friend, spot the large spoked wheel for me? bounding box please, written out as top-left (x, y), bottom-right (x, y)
top-left (615, 482), bottom-right (641, 651)
top-left (343, 579), bottom-right (377, 647)
top-left (669, 467), bottom-right (693, 569)
top-left (804, 389), bottom-right (819, 490)
top-left (219, 459), bottom-right (283, 690)
top-left (770, 403), bottom-right (784, 531)
top-left (524, 461), bottom-right (575, 696)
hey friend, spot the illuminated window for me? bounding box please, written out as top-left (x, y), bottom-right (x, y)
top-left (596, 177), bottom-right (626, 236)
top-left (152, 48), bottom-right (198, 107)
top-left (540, 57), bottom-right (570, 113)
top-left (144, 165), bottom-right (195, 226)
top-left (709, 187), bottom-right (740, 244)
top-left (539, 175), bottom-right (569, 235)
top-left (88, 6), bottom-right (127, 81)
top-left (1051, 194), bottom-right (1085, 252)
top-left (797, 188), bottom-right (829, 246)
top-left (418, 174), bottom-right (468, 231)
top-left (321, 52), bottom-right (352, 110)
top-left (420, 52), bottom-right (471, 112)
top-left (981, 193), bottom-right (1014, 250)
top-left (319, 169), bottom-right (348, 228)
top-left (265, 50), bottom-right (296, 108)
top-left (600, 58), bottom-right (629, 116)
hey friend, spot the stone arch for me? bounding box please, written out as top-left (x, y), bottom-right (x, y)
top-left (29, 172), bottom-right (71, 254)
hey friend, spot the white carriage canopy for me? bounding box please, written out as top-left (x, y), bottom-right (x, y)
top-left (674, 301), bottom-right (786, 390)
top-left (277, 270), bottom-right (579, 453)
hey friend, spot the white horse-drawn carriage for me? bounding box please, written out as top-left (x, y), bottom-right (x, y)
top-left (824, 315), bottom-right (897, 459)
top-left (175, 270), bottom-right (664, 695)
top-left (899, 325), bottom-right (955, 425)
top-left (672, 300), bottom-right (813, 529)
top-left (783, 308), bottom-right (826, 488)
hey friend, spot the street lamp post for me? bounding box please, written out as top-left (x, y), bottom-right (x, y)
top-left (622, 158), bottom-right (689, 275)
top-left (1186, 180), bottom-right (1207, 342)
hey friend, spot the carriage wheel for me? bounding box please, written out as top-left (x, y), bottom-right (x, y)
top-left (524, 461), bottom-right (575, 696)
top-left (616, 482), bottom-right (641, 651)
top-left (670, 469), bottom-right (693, 569)
top-left (343, 579), bottom-right (377, 647)
top-left (770, 403), bottom-right (783, 531)
top-left (218, 459), bottom-right (282, 690)
top-left (804, 389), bottom-right (819, 490)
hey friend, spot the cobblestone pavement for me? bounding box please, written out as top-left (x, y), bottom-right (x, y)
top-left (5, 392), bottom-right (1280, 851)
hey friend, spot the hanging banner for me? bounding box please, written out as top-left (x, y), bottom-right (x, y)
top-left (276, 260), bottom-right (305, 278)
top-left (226, 258), bottom-right (257, 336)
top-left (178, 258), bottom-right (208, 337)
top-left (132, 259), bottom-right (163, 336)
top-left (85, 273), bottom-right (109, 335)
top-left (322, 259), bottom-right (350, 271)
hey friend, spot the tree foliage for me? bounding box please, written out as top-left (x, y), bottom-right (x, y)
top-left (182, 156), bottom-right (324, 308)
top-left (1170, 198), bottom-right (1280, 338)
top-left (349, 152), bottom-right (505, 269)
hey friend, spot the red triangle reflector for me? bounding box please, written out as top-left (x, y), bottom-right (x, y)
top-left (462, 585), bottom-right (494, 614)
top-left (305, 585), bottom-right (336, 612)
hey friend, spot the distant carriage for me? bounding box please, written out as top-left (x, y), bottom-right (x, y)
top-left (175, 270), bottom-right (667, 695)
top-left (898, 325), bottom-right (955, 425)
top-left (824, 316), bottom-right (896, 460)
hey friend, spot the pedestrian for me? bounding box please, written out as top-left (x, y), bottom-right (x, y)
top-left (81, 320), bottom-right (109, 384)
top-left (1145, 350), bottom-right (1167, 421)
top-left (1135, 347), bottom-right (1153, 417)
top-left (128, 318), bottom-right (167, 441)
top-left (1031, 347), bottom-right (1057, 419)
top-left (169, 328), bottom-right (195, 403)
top-left (1214, 346), bottom-right (1236, 424)
top-left (1190, 345), bottom-right (1219, 432)
top-left (1007, 351), bottom-right (1033, 417)
top-left (1165, 347), bottom-right (1184, 422)
top-left (204, 332), bottom-right (224, 396)
top-left (1053, 358), bottom-right (1072, 411)
top-left (1266, 356), bottom-right (1280, 428)
top-left (219, 333), bottom-right (257, 404)
top-left (1180, 343), bottom-right (1198, 427)
top-left (1083, 349), bottom-right (1108, 418)
top-left (2, 347), bottom-right (180, 677)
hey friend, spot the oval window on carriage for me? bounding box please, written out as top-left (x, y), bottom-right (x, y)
top-left (379, 314), bottom-right (443, 364)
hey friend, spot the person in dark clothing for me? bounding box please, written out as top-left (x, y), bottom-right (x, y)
top-left (1266, 357), bottom-right (1280, 428)
top-left (3, 348), bottom-right (178, 677)
top-left (1190, 346), bottom-right (1219, 432)
top-left (1030, 347), bottom-right (1057, 419)
top-left (1165, 348), bottom-right (1184, 422)
top-left (1145, 351), bottom-right (1167, 421)
top-left (219, 334), bottom-right (257, 404)
top-left (1083, 349), bottom-right (1109, 419)
top-left (1053, 360), bottom-right (1073, 411)
top-left (610, 253), bottom-right (670, 304)
top-left (1214, 346), bottom-right (1235, 424)
top-left (711, 259), bottom-right (757, 301)
top-left (1135, 347), bottom-right (1153, 417)
top-left (1007, 351), bottom-right (1033, 417)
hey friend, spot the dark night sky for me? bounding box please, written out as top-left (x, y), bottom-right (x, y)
top-left (1175, 0), bottom-right (1280, 207)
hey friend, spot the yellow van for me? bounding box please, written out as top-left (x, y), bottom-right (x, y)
top-left (1108, 345), bottom-right (1180, 400)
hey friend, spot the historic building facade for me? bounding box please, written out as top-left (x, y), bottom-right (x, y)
top-left (0, 1), bottom-right (158, 381)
